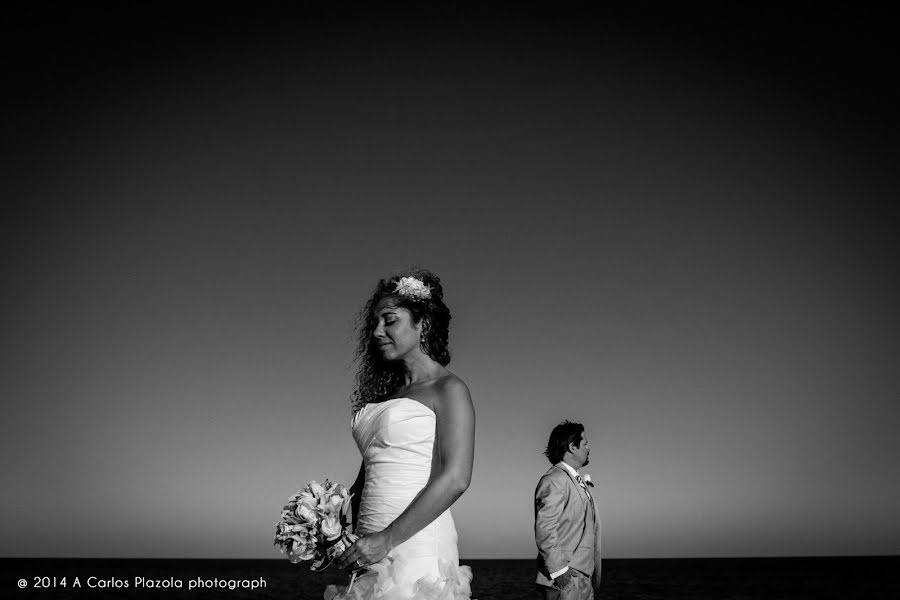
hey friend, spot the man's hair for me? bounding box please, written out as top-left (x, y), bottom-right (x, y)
top-left (544, 420), bottom-right (584, 465)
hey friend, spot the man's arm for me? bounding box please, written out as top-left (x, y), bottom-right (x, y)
top-left (535, 473), bottom-right (570, 578)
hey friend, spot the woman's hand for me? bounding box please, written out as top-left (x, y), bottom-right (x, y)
top-left (335, 529), bottom-right (393, 571)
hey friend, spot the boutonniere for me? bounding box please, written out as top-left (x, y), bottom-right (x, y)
top-left (582, 474), bottom-right (594, 487)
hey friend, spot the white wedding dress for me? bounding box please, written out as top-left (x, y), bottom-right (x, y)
top-left (325, 397), bottom-right (473, 599)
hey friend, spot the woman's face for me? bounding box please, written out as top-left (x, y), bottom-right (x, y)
top-left (372, 299), bottom-right (421, 361)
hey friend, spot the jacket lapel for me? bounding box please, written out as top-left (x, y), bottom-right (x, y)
top-left (555, 463), bottom-right (589, 509)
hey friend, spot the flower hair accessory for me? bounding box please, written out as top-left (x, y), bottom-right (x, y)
top-left (393, 276), bottom-right (432, 300)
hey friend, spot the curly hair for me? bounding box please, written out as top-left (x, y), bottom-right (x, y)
top-left (544, 421), bottom-right (585, 465)
top-left (351, 268), bottom-right (452, 412)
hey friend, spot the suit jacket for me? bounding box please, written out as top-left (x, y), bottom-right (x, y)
top-left (534, 463), bottom-right (602, 590)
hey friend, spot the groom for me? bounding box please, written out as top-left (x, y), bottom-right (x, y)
top-left (534, 420), bottom-right (601, 600)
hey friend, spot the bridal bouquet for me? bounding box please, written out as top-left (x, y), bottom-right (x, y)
top-left (274, 479), bottom-right (358, 571)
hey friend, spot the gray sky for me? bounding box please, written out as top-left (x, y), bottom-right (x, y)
top-left (2, 7), bottom-right (898, 559)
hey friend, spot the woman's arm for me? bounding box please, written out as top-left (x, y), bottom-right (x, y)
top-left (384, 378), bottom-right (475, 546)
top-left (336, 378), bottom-right (475, 568)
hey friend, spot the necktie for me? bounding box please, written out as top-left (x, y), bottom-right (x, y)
top-left (575, 474), bottom-right (587, 490)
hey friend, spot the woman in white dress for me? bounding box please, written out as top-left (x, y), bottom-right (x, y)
top-left (328, 269), bottom-right (475, 600)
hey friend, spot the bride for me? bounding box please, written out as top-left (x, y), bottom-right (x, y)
top-left (328, 269), bottom-right (475, 599)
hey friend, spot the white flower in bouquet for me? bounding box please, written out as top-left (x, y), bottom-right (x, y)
top-left (320, 513), bottom-right (343, 541)
top-left (299, 489), bottom-right (318, 510)
top-left (297, 503), bottom-right (318, 525)
top-left (274, 479), bottom-right (357, 571)
top-left (308, 480), bottom-right (326, 498)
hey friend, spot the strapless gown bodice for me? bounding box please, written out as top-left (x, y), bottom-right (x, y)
top-left (324, 398), bottom-right (473, 599)
top-left (354, 398), bottom-right (442, 538)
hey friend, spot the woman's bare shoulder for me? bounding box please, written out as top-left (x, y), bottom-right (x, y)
top-left (432, 372), bottom-right (472, 406)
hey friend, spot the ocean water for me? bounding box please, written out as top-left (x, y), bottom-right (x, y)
top-left (3, 557), bottom-right (899, 599)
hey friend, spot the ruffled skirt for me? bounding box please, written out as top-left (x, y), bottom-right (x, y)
top-left (324, 511), bottom-right (472, 599)
top-left (324, 554), bottom-right (473, 600)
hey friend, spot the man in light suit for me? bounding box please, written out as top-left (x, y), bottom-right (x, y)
top-left (534, 420), bottom-right (601, 600)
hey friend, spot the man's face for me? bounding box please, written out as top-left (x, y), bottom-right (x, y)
top-left (571, 433), bottom-right (590, 468)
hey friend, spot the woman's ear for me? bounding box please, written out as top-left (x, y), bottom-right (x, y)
top-left (418, 316), bottom-right (432, 356)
